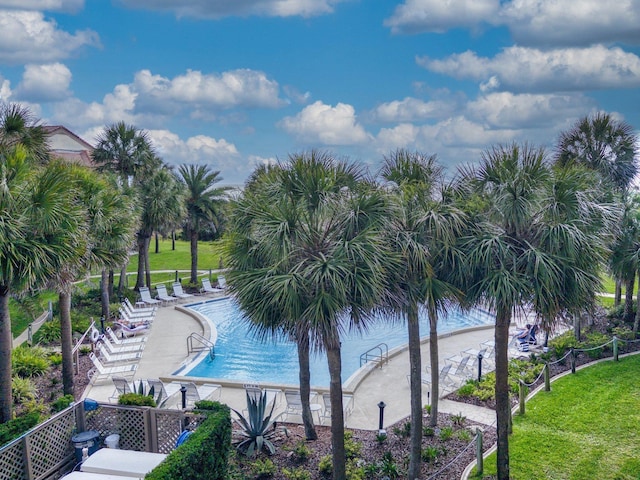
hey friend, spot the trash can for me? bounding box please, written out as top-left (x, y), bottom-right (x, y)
top-left (104, 434), bottom-right (120, 449)
top-left (71, 430), bottom-right (100, 462)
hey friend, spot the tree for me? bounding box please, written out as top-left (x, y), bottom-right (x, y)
top-left (227, 151), bottom-right (391, 480)
top-left (455, 144), bottom-right (616, 479)
top-left (0, 147), bottom-right (82, 422)
top-left (177, 165), bottom-right (231, 285)
top-left (0, 102), bottom-right (49, 163)
top-left (378, 149), bottom-right (465, 478)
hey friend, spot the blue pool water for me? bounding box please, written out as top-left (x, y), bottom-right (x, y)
top-left (182, 298), bottom-right (494, 386)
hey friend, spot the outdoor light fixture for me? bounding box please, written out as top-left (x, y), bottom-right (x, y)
top-left (377, 401), bottom-right (386, 437)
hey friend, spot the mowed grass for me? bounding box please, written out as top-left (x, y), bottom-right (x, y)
top-left (126, 238), bottom-right (226, 273)
top-left (473, 354), bottom-right (640, 479)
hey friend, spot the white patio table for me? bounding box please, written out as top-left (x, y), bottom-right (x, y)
top-left (80, 448), bottom-right (167, 477)
top-left (61, 472), bottom-right (141, 480)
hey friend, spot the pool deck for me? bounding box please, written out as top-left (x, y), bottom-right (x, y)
top-left (83, 296), bottom-right (535, 430)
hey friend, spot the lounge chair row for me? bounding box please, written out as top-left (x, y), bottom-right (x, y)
top-left (110, 377), bottom-right (221, 408)
top-left (137, 276), bottom-right (227, 307)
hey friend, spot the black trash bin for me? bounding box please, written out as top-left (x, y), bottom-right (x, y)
top-left (71, 430), bottom-right (100, 463)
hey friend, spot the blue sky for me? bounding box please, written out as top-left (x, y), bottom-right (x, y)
top-left (0, 0), bottom-right (638, 185)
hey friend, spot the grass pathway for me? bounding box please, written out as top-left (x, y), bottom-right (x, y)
top-left (472, 354), bottom-right (640, 479)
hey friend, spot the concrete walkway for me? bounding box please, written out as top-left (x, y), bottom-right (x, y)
top-left (83, 297), bottom-right (519, 430)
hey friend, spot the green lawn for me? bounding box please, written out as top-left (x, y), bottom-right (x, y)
top-left (600, 274), bottom-right (638, 296)
top-left (126, 238), bottom-right (226, 273)
top-left (472, 354), bottom-right (640, 479)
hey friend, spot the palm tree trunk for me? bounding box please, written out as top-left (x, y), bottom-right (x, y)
top-left (190, 229), bottom-right (199, 285)
top-left (494, 304), bottom-right (511, 480)
top-left (101, 269), bottom-right (110, 321)
top-left (144, 236), bottom-right (152, 289)
top-left (155, 232), bottom-right (159, 254)
top-left (296, 333), bottom-right (317, 440)
top-left (326, 344), bottom-right (346, 480)
top-left (615, 278), bottom-right (622, 307)
top-left (172, 230), bottom-right (175, 250)
top-left (624, 275), bottom-right (635, 322)
top-left (109, 269), bottom-right (115, 297)
top-left (428, 302), bottom-right (439, 428)
top-left (0, 286), bottom-right (13, 423)
top-left (407, 303), bottom-right (423, 478)
top-left (633, 268), bottom-right (640, 335)
top-left (135, 233), bottom-right (146, 289)
top-left (59, 290), bottom-right (74, 396)
top-left (117, 265), bottom-right (126, 294)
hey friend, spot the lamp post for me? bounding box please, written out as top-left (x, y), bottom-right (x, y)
top-left (477, 352), bottom-right (483, 382)
top-left (377, 401), bottom-right (386, 437)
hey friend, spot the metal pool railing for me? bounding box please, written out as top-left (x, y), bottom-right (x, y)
top-left (359, 343), bottom-right (389, 368)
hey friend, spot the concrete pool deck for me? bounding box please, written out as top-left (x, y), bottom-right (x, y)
top-left (83, 296), bottom-right (533, 430)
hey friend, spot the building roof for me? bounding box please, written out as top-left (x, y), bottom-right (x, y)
top-left (44, 125), bottom-right (95, 168)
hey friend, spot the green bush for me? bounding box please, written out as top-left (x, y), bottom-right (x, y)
top-left (288, 440), bottom-right (312, 461)
top-left (51, 394), bottom-right (75, 413)
top-left (36, 321), bottom-right (61, 343)
top-left (548, 331), bottom-right (578, 360)
top-left (343, 431), bottom-right (362, 460)
top-left (12, 346), bottom-right (50, 378)
top-left (581, 332), bottom-right (611, 359)
top-left (439, 426), bottom-right (454, 441)
top-left (118, 393), bottom-right (156, 407)
top-left (146, 402), bottom-right (231, 480)
top-left (454, 429), bottom-right (473, 442)
top-left (48, 352), bottom-right (63, 366)
top-left (251, 458), bottom-right (277, 479)
top-left (0, 411), bottom-right (41, 447)
top-left (611, 325), bottom-right (635, 341)
top-left (282, 467), bottom-right (311, 480)
top-left (422, 445), bottom-right (440, 463)
top-left (12, 376), bottom-right (37, 403)
top-left (318, 455), bottom-right (332, 476)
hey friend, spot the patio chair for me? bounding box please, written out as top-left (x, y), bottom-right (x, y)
top-left (88, 352), bottom-right (137, 383)
top-left (118, 307), bottom-right (154, 325)
top-left (217, 275), bottom-right (227, 290)
top-left (155, 284), bottom-right (178, 305)
top-left (421, 363), bottom-right (456, 391)
top-left (242, 384), bottom-right (281, 416)
top-left (180, 382), bottom-right (222, 408)
top-left (147, 379), bottom-right (183, 408)
top-left (283, 389), bottom-right (322, 422)
top-left (109, 376), bottom-right (134, 402)
top-left (120, 303), bottom-right (155, 320)
top-left (114, 321), bottom-right (150, 337)
top-left (96, 341), bottom-right (143, 364)
top-left (172, 282), bottom-right (194, 301)
top-left (319, 392), bottom-right (354, 426)
top-left (106, 326), bottom-right (147, 345)
top-left (448, 354), bottom-right (471, 379)
top-left (99, 335), bottom-right (145, 354)
top-left (200, 278), bottom-right (224, 294)
top-left (124, 297), bottom-right (157, 314)
top-left (139, 287), bottom-right (162, 307)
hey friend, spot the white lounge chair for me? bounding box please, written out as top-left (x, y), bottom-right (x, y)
top-left (114, 321), bottom-right (150, 338)
top-left (217, 275), bottom-right (227, 290)
top-left (200, 278), bottom-right (224, 294)
top-left (120, 303), bottom-right (155, 319)
top-left (99, 335), bottom-right (145, 354)
top-left (97, 341), bottom-right (143, 364)
top-left (118, 307), bottom-right (154, 324)
top-left (180, 382), bottom-right (222, 408)
top-left (146, 379), bottom-right (183, 408)
top-left (106, 326), bottom-right (147, 345)
top-left (88, 352), bottom-right (137, 383)
top-left (172, 282), bottom-right (194, 301)
top-left (139, 287), bottom-right (162, 306)
top-left (420, 363), bottom-right (456, 391)
top-left (124, 297), bottom-right (157, 314)
top-left (319, 392), bottom-right (354, 426)
top-left (155, 284), bottom-right (178, 305)
top-left (109, 376), bottom-right (134, 402)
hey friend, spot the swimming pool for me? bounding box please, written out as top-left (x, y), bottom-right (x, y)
top-left (181, 298), bottom-right (494, 387)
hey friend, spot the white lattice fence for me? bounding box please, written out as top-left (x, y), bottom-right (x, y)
top-left (0, 440), bottom-right (24, 480)
top-left (25, 409), bottom-right (76, 479)
top-left (85, 405), bottom-right (148, 451)
top-left (154, 410), bottom-right (185, 454)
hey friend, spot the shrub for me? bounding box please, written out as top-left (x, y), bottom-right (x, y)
top-left (393, 422), bottom-right (411, 438)
top-left (451, 412), bottom-right (466, 426)
top-left (346, 460), bottom-right (365, 480)
top-left (343, 431), bottom-right (362, 460)
top-left (0, 411), bottom-right (41, 447)
top-left (288, 440), bottom-right (312, 461)
top-left (318, 455), bottom-right (332, 476)
top-left (423, 426), bottom-right (434, 437)
top-left (548, 331), bottom-right (578, 360)
top-left (581, 332), bottom-right (611, 359)
top-left (457, 381), bottom-right (476, 397)
top-left (12, 376), bottom-right (37, 403)
top-left (36, 321), bottom-right (61, 343)
top-left (422, 445), bottom-right (440, 463)
top-left (282, 467), bottom-right (311, 480)
top-left (251, 458), bottom-right (277, 479)
top-left (146, 402), bottom-right (231, 480)
top-left (378, 451), bottom-right (401, 479)
top-left (454, 429), bottom-right (473, 443)
top-left (12, 346), bottom-right (49, 378)
top-left (48, 352), bottom-right (63, 366)
top-left (231, 391), bottom-right (278, 457)
top-left (439, 426), bottom-right (454, 441)
top-left (51, 394), bottom-right (75, 413)
top-left (612, 325), bottom-right (635, 341)
top-left (118, 393), bottom-right (156, 407)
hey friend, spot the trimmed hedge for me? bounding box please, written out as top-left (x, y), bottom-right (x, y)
top-left (0, 411), bottom-right (41, 446)
top-left (146, 401), bottom-right (231, 480)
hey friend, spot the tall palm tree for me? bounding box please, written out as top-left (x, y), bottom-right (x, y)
top-left (177, 165), bottom-right (231, 285)
top-left (0, 102), bottom-right (49, 163)
top-left (455, 144), bottom-right (616, 479)
top-left (0, 147), bottom-right (82, 422)
top-left (227, 151), bottom-right (391, 479)
top-left (378, 149), bottom-right (465, 478)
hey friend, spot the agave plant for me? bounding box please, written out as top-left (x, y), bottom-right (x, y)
top-left (231, 391), bottom-right (280, 457)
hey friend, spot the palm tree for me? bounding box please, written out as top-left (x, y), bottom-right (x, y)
top-left (0, 147), bottom-right (83, 422)
top-left (0, 102), bottom-right (49, 163)
top-left (177, 165), bottom-right (231, 285)
top-left (227, 151), bottom-right (391, 479)
top-left (378, 149), bottom-right (465, 478)
top-left (455, 144), bottom-right (616, 479)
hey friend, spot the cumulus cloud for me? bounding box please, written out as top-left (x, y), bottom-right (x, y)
top-left (279, 101), bottom-right (371, 145)
top-left (0, 10), bottom-right (99, 64)
top-left (147, 129), bottom-right (239, 163)
top-left (385, 0), bottom-right (499, 34)
top-left (133, 68), bottom-right (284, 113)
top-left (419, 45), bottom-right (640, 92)
top-left (118, 0), bottom-right (345, 19)
top-left (14, 63), bottom-right (72, 102)
top-left (0, 1), bottom-right (84, 12)
top-left (386, 0), bottom-right (640, 47)
top-left (372, 96), bottom-right (457, 122)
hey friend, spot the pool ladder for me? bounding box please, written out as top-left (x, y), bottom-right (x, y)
top-left (359, 343), bottom-right (389, 368)
top-left (187, 332), bottom-right (215, 360)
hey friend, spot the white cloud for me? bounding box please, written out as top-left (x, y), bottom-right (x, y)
top-left (0, 75), bottom-right (12, 101)
top-left (385, 0), bottom-right (500, 34)
top-left (118, 0), bottom-right (345, 19)
top-left (15, 63), bottom-right (71, 101)
top-left (133, 68), bottom-right (284, 112)
top-left (279, 101), bottom-right (371, 145)
top-left (387, 0), bottom-right (640, 47)
top-left (372, 96), bottom-right (457, 122)
top-left (0, 10), bottom-right (99, 64)
top-left (419, 45), bottom-right (640, 92)
top-left (0, 1), bottom-right (84, 12)
top-left (147, 129), bottom-right (239, 164)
